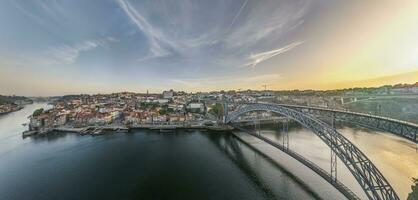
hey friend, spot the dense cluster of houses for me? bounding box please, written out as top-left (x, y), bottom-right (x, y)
top-left (29, 91), bottom-right (213, 131)
top-left (0, 96), bottom-right (32, 114)
top-left (0, 103), bottom-right (22, 114)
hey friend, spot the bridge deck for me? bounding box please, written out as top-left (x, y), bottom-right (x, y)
top-left (274, 104), bottom-right (418, 143)
top-left (278, 104), bottom-right (418, 128)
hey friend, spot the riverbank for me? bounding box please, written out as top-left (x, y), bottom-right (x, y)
top-left (0, 105), bottom-right (23, 115)
top-left (22, 124), bottom-right (235, 137)
top-left (21, 117), bottom-right (289, 138)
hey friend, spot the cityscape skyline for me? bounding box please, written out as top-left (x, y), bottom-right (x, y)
top-left (0, 2), bottom-right (417, 199)
top-left (1, 0), bottom-right (418, 96)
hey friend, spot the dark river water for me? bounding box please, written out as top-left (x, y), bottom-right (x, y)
top-left (0, 103), bottom-right (416, 200)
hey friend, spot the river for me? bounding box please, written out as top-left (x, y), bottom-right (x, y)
top-left (0, 103), bottom-right (416, 200)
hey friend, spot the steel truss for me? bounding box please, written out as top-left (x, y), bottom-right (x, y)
top-left (278, 104), bottom-right (418, 143)
top-left (226, 103), bottom-right (399, 200)
top-left (232, 125), bottom-right (359, 200)
top-left (282, 119), bottom-right (289, 149)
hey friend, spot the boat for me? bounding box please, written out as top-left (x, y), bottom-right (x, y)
top-left (92, 129), bottom-right (103, 135)
top-left (115, 128), bottom-right (128, 133)
top-left (22, 130), bottom-right (37, 137)
top-left (159, 129), bottom-right (174, 133)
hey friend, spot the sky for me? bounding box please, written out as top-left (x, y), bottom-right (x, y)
top-left (0, 0), bottom-right (418, 96)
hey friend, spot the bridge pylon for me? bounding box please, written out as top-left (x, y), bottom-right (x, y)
top-left (331, 146), bottom-right (338, 182)
top-left (222, 101), bottom-right (229, 124)
top-left (330, 112), bottom-right (338, 182)
top-left (282, 118), bottom-right (289, 149)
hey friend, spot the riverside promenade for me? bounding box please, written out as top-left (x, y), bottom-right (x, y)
top-left (22, 124), bottom-right (234, 137)
top-left (22, 117), bottom-right (287, 137)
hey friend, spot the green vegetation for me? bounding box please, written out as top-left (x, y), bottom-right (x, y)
top-left (159, 108), bottom-right (167, 115)
top-left (140, 102), bottom-right (158, 110)
top-left (32, 108), bottom-right (44, 116)
top-left (0, 95), bottom-right (30, 105)
top-left (209, 103), bottom-right (224, 119)
top-left (408, 178), bottom-right (418, 200)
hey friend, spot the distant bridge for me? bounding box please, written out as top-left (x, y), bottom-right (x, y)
top-left (225, 103), bottom-right (400, 200)
top-left (333, 94), bottom-right (418, 105)
top-left (203, 98), bottom-right (418, 142)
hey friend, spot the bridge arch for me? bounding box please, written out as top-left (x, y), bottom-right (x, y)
top-left (226, 103), bottom-right (399, 200)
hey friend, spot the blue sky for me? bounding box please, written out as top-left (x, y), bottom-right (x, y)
top-left (1, 0), bottom-right (418, 95)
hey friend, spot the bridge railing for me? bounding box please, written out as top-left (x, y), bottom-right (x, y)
top-left (276, 104), bottom-right (418, 128)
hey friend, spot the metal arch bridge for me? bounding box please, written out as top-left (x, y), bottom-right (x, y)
top-left (208, 99), bottom-right (418, 143)
top-left (203, 99), bottom-right (417, 143)
top-left (276, 104), bottom-right (418, 143)
top-left (225, 103), bottom-right (399, 200)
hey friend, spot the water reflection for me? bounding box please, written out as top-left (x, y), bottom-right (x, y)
top-left (242, 123), bottom-right (417, 200)
top-left (213, 132), bottom-right (321, 199)
top-left (207, 132), bottom-right (278, 199)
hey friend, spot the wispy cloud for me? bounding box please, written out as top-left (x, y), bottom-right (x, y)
top-left (0, 37), bottom-right (117, 68)
top-left (3, 0), bottom-right (312, 94)
top-left (114, 0), bottom-right (310, 69)
top-left (243, 41), bottom-right (304, 68)
top-left (222, 0), bottom-right (310, 52)
top-left (116, 0), bottom-right (174, 59)
top-left (10, 0), bottom-right (67, 30)
top-left (9, 0), bottom-right (50, 27)
top-left (46, 37), bottom-right (118, 65)
top-left (116, 0), bottom-right (220, 61)
top-left (228, 0), bottom-right (249, 31)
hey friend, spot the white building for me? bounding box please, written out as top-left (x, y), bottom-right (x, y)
top-left (187, 102), bottom-right (205, 113)
top-left (168, 104), bottom-right (184, 112)
top-left (155, 99), bottom-right (169, 104)
top-left (163, 90), bottom-right (174, 99)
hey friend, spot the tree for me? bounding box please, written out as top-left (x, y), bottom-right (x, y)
top-left (408, 178), bottom-right (418, 200)
top-left (32, 108), bottom-right (44, 116)
top-left (209, 103), bottom-right (224, 120)
top-left (159, 108), bottom-right (167, 115)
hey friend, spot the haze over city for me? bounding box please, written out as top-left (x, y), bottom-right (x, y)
top-left (1, 0), bottom-right (417, 96)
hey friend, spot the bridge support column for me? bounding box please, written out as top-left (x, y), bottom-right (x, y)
top-left (254, 119), bottom-right (260, 136)
top-left (330, 112), bottom-right (337, 182)
top-left (222, 102), bottom-right (229, 124)
top-left (331, 148), bottom-right (337, 182)
top-left (282, 119), bottom-right (289, 149)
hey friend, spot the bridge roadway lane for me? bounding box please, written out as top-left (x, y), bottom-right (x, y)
top-left (275, 104), bottom-right (418, 143)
